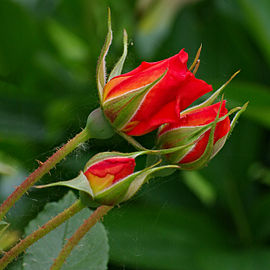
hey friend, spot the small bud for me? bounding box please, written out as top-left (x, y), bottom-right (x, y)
top-left (83, 156), bottom-right (136, 194)
top-left (157, 101), bottom-right (236, 170)
top-left (36, 151), bottom-right (178, 205)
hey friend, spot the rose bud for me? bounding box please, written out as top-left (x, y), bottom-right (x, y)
top-left (96, 10), bottom-right (212, 137)
top-left (101, 49), bottom-right (213, 136)
top-left (83, 156), bottom-right (136, 194)
top-left (37, 151), bottom-right (178, 205)
top-left (82, 153), bottom-right (177, 205)
top-left (157, 101), bottom-right (234, 170)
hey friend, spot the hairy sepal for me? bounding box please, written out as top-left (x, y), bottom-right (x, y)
top-left (181, 71), bottom-right (240, 116)
top-left (36, 172), bottom-right (94, 198)
top-left (108, 29), bottom-right (128, 81)
top-left (94, 164), bottom-right (179, 205)
top-left (103, 70), bottom-right (167, 130)
top-left (96, 8), bottom-right (113, 102)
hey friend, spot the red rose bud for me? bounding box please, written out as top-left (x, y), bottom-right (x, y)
top-left (102, 49), bottom-right (213, 136)
top-left (84, 157), bottom-right (135, 194)
top-left (36, 150), bottom-right (180, 205)
top-left (157, 101), bottom-right (231, 170)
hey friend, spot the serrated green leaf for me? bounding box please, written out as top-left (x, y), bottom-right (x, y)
top-left (23, 192), bottom-right (109, 270)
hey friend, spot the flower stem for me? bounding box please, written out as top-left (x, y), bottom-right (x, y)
top-left (0, 129), bottom-right (90, 221)
top-left (0, 200), bottom-right (85, 270)
top-left (50, 205), bottom-right (113, 270)
top-left (118, 132), bottom-right (147, 151)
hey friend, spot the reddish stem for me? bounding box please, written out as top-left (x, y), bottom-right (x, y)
top-left (0, 200), bottom-right (85, 270)
top-left (0, 129), bottom-right (90, 221)
top-left (50, 205), bottom-right (113, 270)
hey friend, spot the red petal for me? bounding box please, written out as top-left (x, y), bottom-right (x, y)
top-left (159, 101), bottom-right (227, 136)
top-left (180, 132), bottom-right (210, 163)
top-left (179, 102), bottom-right (231, 163)
top-left (85, 157), bottom-right (136, 183)
top-left (104, 49), bottom-right (213, 136)
top-left (103, 49), bottom-right (189, 102)
top-left (126, 100), bottom-right (180, 136)
top-left (177, 72), bottom-right (213, 112)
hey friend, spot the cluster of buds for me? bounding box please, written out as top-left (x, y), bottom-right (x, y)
top-left (41, 10), bottom-right (247, 206)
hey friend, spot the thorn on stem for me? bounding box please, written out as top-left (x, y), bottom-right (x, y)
top-left (36, 160), bottom-right (44, 166)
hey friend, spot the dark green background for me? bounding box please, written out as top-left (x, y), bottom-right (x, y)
top-left (0, 0), bottom-right (270, 269)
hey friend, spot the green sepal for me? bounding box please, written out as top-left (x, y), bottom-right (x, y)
top-left (179, 97), bottom-right (224, 170)
top-left (157, 106), bottom-right (241, 163)
top-left (228, 101), bottom-right (249, 137)
top-left (103, 69), bottom-right (167, 130)
top-left (210, 135), bottom-right (227, 159)
top-left (157, 109), bottom-right (238, 147)
top-left (79, 191), bottom-right (101, 208)
top-left (211, 102), bottom-right (248, 159)
top-left (157, 121), bottom-right (218, 163)
top-left (85, 107), bottom-right (114, 139)
top-left (121, 165), bottom-right (179, 202)
top-left (108, 29), bottom-right (128, 81)
top-left (117, 132), bottom-right (148, 151)
top-left (36, 171), bottom-right (94, 198)
top-left (189, 44), bottom-right (202, 71)
top-left (146, 155), bottom-right (177, 177)
top-left (96, 8), bottom-right (113, 102)
top-left (181, 70), bottom-right (240, 116)
top-left (35, 150), bottom-right (180, 205)
top-left (94, 164), bottom-right (179, 205)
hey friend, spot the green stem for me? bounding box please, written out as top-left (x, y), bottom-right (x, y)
top-left (0, 129), bottom-right (90, 221)
top-left (0, 200), bottom-right (85, 270)
top-left (118, 132), bottom-right (147, 151)
top-left (50, 205), bottom-right (113, 270)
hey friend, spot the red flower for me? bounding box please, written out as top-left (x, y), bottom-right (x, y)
top-left (102, 49), bottom-right (212, 136)
top-left (157, 101), bottom-right (230, 169)
top-left (84, 157), bottom-right (135, 194)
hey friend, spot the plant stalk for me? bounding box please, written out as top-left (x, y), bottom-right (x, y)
top-left (50, 205), bottom-right (113, 270)
top-left (0, 129), bottom-right (90, 221)
top-left (0, 200), bottom-right (85, 270)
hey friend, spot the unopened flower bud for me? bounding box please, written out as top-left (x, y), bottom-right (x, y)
top-left (83, 156), bottom-right (135, 194)
top-left (157, 101), bottom-right (231, 170)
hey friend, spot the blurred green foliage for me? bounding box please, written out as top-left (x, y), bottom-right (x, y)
top-left (0, 0), bottom-right (269, 269)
